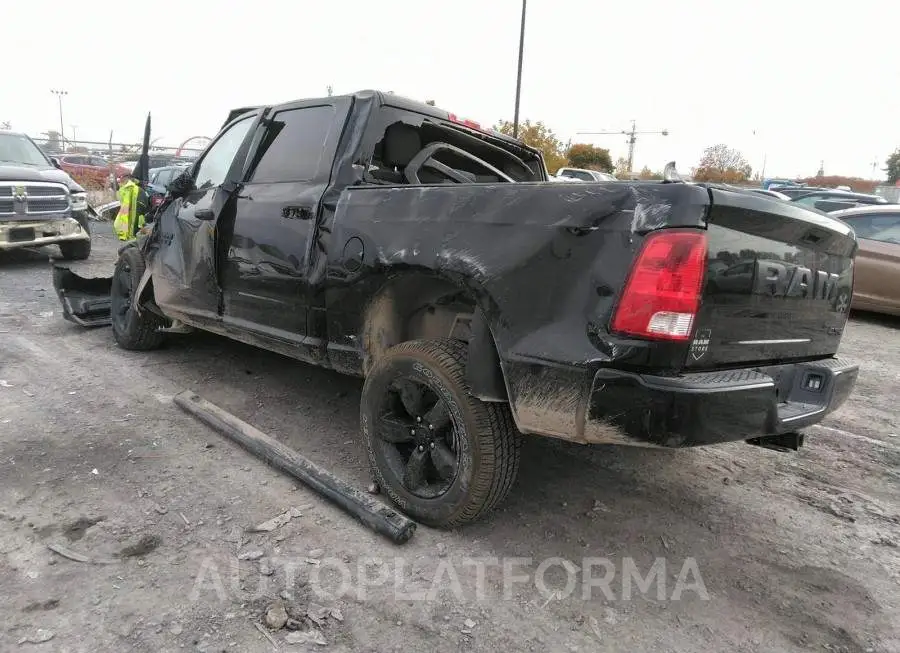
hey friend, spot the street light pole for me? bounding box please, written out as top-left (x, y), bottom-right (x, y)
top-left (512, 0), bottom-right (527, 139)
top-left (51, 89), bottom-right (67, 147)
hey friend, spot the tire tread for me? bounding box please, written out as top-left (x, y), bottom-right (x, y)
top-left (363, 338), bottom-right (521, 527)
top-left (112, 248), bottom-right (166, 351)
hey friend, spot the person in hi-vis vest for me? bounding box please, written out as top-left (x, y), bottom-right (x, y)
top-left (113, 173), bottom-right (145, 241)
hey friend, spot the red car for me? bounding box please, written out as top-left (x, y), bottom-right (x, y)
top-left (56, 154), bottom-right (130, 189)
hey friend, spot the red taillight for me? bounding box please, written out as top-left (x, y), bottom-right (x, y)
top-left (611, 230), bottom-right (707, 341)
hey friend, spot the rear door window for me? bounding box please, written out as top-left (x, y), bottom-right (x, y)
top-left (248, 105), bottom-right (337, 183)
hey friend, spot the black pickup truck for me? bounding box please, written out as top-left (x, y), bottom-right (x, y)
top-left (54, 90), bottom-right (859, 527)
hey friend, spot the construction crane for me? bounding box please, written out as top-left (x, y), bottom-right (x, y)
top-left (576, 121), bottom-right (669, 174)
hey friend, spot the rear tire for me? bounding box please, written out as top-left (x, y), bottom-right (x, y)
top-left (360, 339), bottom-right (521, 528)
top-left (111, 247), bottom-right (166, 351)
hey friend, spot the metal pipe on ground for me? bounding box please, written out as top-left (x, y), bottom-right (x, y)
top-left (173, 390), bottom-right (417, 545)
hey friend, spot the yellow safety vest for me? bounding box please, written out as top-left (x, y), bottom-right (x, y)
top-left (113, 180), bottom-right (145, 241)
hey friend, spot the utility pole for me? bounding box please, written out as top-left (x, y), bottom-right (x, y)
top-left (70, 125), bottom-right (77, 150)
top-left (576, 121), bottom-right (668, 174)
top-left (512, 0), bottom-right (527, 139)
top-left (51, 89), bottom-right (68, 146)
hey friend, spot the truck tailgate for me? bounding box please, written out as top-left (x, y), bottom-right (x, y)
top-left (687, 188), bottom-right (856, 369)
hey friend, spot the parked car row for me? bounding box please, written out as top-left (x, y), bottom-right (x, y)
top-left (55, 154), bottom-right (130, 189)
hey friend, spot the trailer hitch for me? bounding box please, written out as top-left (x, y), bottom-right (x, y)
top-left (746, 432), bottom-right (805, 453)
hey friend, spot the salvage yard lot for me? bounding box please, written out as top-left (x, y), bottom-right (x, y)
top-left (1, 231), bottom-right (898, 652)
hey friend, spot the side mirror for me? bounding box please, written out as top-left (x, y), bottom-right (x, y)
top-left (167, 169), bottom-right (194, 198)
top-left (50, 157), bottom-right (62, 169)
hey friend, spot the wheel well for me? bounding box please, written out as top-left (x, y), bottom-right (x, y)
top-left (361, 276), bottom-right (508, 401)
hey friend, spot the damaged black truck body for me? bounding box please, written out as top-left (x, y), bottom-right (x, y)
top-left (54, 90), bottom-right (859, 527)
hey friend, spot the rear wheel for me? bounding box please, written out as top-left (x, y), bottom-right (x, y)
top-left (111, 247), bottom-right (166, 350)
top-left (360, 339), bottom-right (521, 528)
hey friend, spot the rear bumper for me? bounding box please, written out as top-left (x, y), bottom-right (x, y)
top-left (584, 358), bottom-right (858, 447)
top-left (0, 217), bottom-right (89, 251)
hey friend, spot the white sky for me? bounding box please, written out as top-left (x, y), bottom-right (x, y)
top-left (3, 0), bottom-right (898, 179)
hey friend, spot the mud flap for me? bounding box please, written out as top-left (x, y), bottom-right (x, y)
top-left (52, 265), bottom-right (112, 328)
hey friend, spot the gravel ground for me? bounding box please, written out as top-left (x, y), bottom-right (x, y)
top-left (1, 229), bottom-right (898, 653)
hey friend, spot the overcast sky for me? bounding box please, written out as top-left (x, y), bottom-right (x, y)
top-left (3, 0), bottom-right (898, 179)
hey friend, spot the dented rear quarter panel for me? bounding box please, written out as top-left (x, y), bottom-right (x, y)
top-left (320, 181), bottom-right (711, 438)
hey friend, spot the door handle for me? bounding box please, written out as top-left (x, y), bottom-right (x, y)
top-left (282, 206), bottom-right (314, 220)
top-left (195, 208), bottom-right (214, 220)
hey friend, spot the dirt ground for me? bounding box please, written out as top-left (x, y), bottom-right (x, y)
top-left (1, 229), bottom-right (898, 653)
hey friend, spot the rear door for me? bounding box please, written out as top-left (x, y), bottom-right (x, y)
top-left (688, 188), bottom-right (857, 369)
top-left (150, 112), bottom-right (261, 320)
top-left (222, 98), bottom-right (347, 346)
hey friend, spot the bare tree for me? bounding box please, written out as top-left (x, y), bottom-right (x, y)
top-left (694, 144), bottom-right (752, 183)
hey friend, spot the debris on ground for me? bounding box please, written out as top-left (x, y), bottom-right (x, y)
top-left (249, 507), bottom-right (303, 533)
top-left (329, 607), bottom-right (344, 622)
top-left (307, 548), bottom-right (324, 558)
top-left (259, 558), bottom-right (274, 576)
top-left (284, 628), bottom-right (327, 646)
top-left (238, 549), bottom-right (265, 561)
top-left (306, 603), bottom-right (329, 627)
top-left (47, 543), bottom-right (118, 565)
top-left (118, 534), bottom-right (161, 558)
top-left (63, 516), bottom-right (103, 542)
top-left (22, 599), bottom-right (59, 612)
top-left (254, 622), bottom-right (279, 649)
top-left (265, 601), bottom-right (289, 630)
top-left (169, 623), bottom-right (183, 635)
top-left (17, 629), bottom-right (55, 645)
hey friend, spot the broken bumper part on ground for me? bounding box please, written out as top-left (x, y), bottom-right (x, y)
top-left (172, 390), bottom-right (417, 544)
top-left (51, 265), bottom-right (112, 328)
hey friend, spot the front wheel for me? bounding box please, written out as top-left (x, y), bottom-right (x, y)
top-left (360, 339), bottom-right (521, 528)
top-left (111, 247), bottom-right (166, 351)
top-left (58, 238), bottom-right (91, 261)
